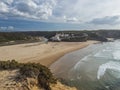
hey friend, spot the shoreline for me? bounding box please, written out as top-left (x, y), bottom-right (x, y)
top-left (0, 41), bottom-right (99, 67)
top-left (47, 41), bottom-right (99, 67)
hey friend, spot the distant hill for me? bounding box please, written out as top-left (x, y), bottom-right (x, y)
top-left (0, 30), bottom-right (120, 44)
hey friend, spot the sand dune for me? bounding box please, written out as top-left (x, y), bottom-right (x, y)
top-left (0, 41), bottom-right (99, 67)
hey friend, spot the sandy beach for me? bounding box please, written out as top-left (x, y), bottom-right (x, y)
top-left (0, 41), bottom-right (99, 67)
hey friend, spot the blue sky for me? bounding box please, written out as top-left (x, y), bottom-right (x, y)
top-left (0, 0), bottom-right (120, 31)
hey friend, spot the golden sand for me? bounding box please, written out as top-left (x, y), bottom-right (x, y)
top-left (0, 41), bottom-right (99, 67)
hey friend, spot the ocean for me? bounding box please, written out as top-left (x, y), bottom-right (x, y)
top-left (50, 40), bottom-right (120, 90)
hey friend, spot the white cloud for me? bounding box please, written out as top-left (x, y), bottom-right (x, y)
top-left (0, 26), bottom-right (14, 30)
top-left (8, 26), bottom-right (14, 30)
top-left (63, 16), bottom-right (81, 23)
top-left (0, 0), bottom-right (56, 20)
top-left (0, 0), bottom-right (120, 27)
top-left (89, 16), bottom-right (120, 25)
top-left (0, 27), bottom-right (7, 30)
top-left (2, 0), bottom-right (13, 5)
top-left (53, 0), bottom-right (120, 23)
top-left (0, 2), bottom-right (9, 13)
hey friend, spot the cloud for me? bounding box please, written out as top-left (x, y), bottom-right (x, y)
top-left (1, 0), bottom-right (120, 23)
top-left (89, 16), bottom-right (120, 25)
top-left (1, 0), bottom-right (120, 29)
top-left (8, 26), bottom-right (14, 30)
top-left (52, 0), bottom-right (120, 23)
top-left (0, 2), bottom-right (9, 13)
top-left (63, 16), bottom-right (81, 23)
top-left (0, 26), bottom-right (14, 30)
top-left (0, 0), bottom-right (56, 20)
top-left (0, 27), bottom-right (7, 30)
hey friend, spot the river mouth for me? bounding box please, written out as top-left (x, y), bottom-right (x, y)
top-left (50, 40), bottom-right (120, 90)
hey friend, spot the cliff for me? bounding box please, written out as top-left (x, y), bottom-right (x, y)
top-left (0, 60), bottom-right (77, 90)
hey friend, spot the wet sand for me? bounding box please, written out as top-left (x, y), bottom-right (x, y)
top-left (0, 41), bottom-right (99, 67)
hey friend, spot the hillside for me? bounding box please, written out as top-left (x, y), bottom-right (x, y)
top-left (0, 30), bottom-right (120, 44)
top-left (0, 60), bottom-right (77, 90)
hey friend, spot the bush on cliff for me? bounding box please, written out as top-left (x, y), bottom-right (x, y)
top-left (0, 60), bottom-right (56, 90)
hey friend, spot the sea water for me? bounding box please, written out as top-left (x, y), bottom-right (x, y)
top-left (50, 40), bottom-right (120, 90)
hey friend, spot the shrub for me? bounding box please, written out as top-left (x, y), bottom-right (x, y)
top-left (19, 63), bottom-right (56, 90)
top-left (0, 60), bottom-right (56, 90)
top-left (0, 60), bottom-right (19, 70)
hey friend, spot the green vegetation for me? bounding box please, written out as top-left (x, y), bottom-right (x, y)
top-left (0, 33), bottom-right (31, 42)
top-left (1, 30), bottom-right (120, 44)
top-left (0, 60), bottom-right (56, 90)
top-left (0, 30), bottom-right (114, 43)
top-left (0, 32), bottom-right (43, 44)
top-left (0, 60), bottom-right (20, 70)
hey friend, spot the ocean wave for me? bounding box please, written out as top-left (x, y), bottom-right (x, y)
top-left (73, 55), bottom-right (91, 70)
top-left (113, 51), bottom-right (120, 60)
top-left (97, 61), bottom-right (120, 79)
top-left (94, 50), bottom-right (113, 59)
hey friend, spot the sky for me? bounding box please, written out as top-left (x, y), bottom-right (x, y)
top-left (0, 0), bottom-right (120, 31)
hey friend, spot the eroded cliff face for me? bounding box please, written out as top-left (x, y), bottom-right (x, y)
top-left (0, 70), bottom-right (77, 90)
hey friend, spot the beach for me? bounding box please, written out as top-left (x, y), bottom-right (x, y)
top-left (49, 40), bottom-right (120, 90)
top-left (0, 41), bottom-right (98, 67)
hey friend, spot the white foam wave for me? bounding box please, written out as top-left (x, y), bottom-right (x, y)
top-left (81, 55), bottom-right (91, 60)
top-left (97, 61), bottom-right (120, 79)
top-left (73, 61), bottom-right (81, 70)
top-left (113, 51), bottom-right (120, 60)
top-left (73, 55), bottom-right (91, 70)
top-left (94, 51), bottom-right (113, 58)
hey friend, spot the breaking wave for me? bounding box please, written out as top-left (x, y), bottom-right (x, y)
top-left (50, 40), bottom-right (120, 90)
top-left (97, 61), bottom-right (120, 79)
